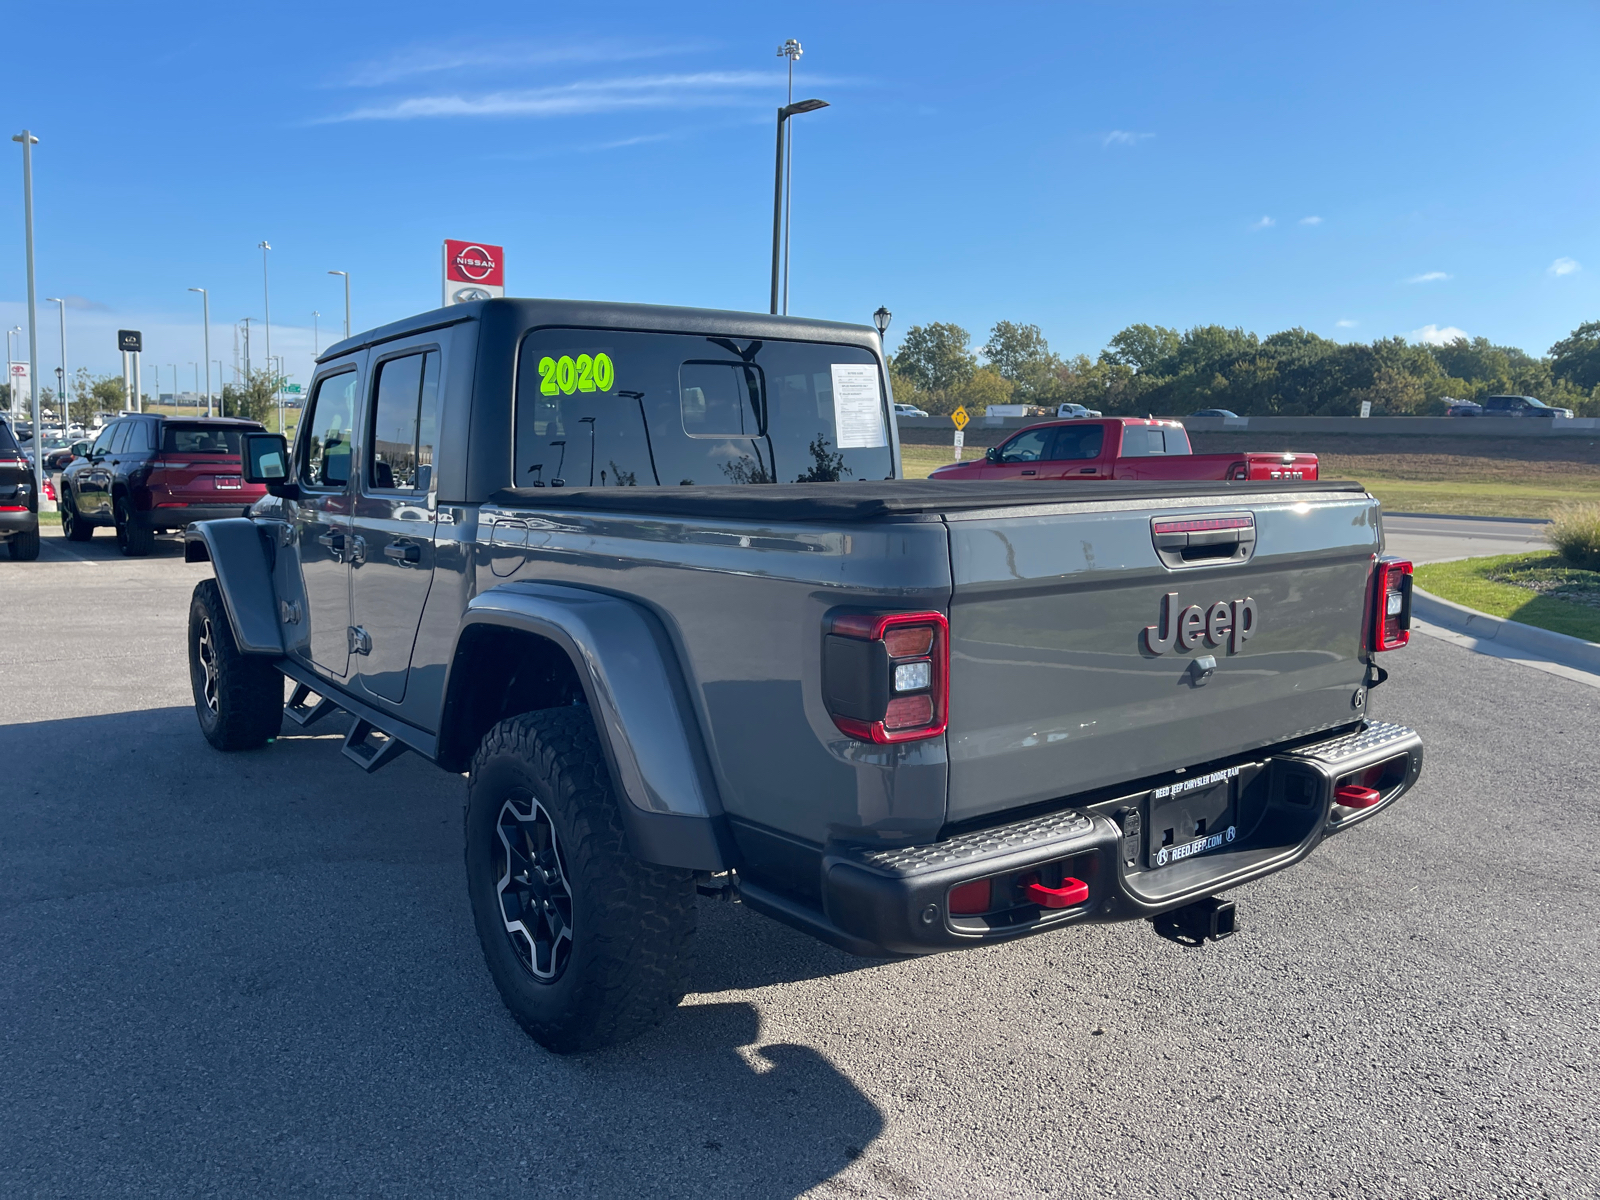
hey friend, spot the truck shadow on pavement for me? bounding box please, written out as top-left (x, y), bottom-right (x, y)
top-left (0, 705), bottom-right (884, 1198)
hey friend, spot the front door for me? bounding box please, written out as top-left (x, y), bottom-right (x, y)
top-left (349, 345), bottom-right (441, 705)
top-left (75, 421), bottom-right (121, 518)
top-left (294, 368), bottom-right (359, 678)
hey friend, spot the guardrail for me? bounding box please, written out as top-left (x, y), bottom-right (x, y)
top-left (894, 414), bottom-right (1600, 438)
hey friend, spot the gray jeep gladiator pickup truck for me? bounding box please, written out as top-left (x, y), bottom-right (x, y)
top-left (185, 298), bottom-right (1423, 1053)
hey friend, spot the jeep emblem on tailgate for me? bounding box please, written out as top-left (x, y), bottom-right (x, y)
top-left (1144, 593), bottom-right (1257, 654)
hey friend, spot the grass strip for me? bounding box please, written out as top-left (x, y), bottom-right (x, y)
top-left (1413, 552), bottom-right (1600, 643)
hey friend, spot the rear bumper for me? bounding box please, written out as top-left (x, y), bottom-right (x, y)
top-left (0, 507), bottom-right (39, 537)
top-left (740, 720), bottom-right (1424, 957)
top-left (135, 502), bottom-right (256, 529)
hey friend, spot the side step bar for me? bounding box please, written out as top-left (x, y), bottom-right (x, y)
top-left (283, 682), bottom-right (340, 728)
top-left (342, 718), bottom-right (409, 773)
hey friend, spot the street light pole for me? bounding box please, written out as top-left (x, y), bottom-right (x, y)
top-left (259, 240), bottom-right (275, 433)
top-left (12, 129), bottom-right (42, 498)
top-left (768, 96), bottom-right (829, 315)
top-left (189, 287), bottom-right (212, 417)
top-left (213, 361), bottom-right (225, 414)
top-left (46, 296), bottom-right (66, 428)
top-left (328, 271), bottom-right (350, 338)
top-left (313, 310), bottom-right (320, 357)
top-left (169, 364), bottom-right (178, 408)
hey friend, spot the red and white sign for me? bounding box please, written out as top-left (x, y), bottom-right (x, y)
top-left (443, 239), bottom-right (505, 305)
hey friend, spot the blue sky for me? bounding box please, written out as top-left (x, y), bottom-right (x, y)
top-left (3, 0), bottom-right (1598, 396)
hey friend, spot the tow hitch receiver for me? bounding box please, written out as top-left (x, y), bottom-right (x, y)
top-left (1154, 896), bottom-right (1237, 945)
top-left (1334, 784), bottom-right (1383, 809)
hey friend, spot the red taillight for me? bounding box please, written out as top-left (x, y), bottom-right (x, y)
top-left (822, 610), bottom-right (949, 744)
top-left (1372, 557), bottom-right (1413, 651)
top-left (948, 879), bottom-right (991, 915)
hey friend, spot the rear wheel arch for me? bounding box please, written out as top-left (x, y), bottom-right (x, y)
top-left (437, 622), bottom-right (589, 773)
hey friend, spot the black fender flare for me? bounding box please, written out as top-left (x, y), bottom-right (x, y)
top-left (444, 581), bottom-right (731, 871)
top-left (183, 519), bottom-right (284, 656)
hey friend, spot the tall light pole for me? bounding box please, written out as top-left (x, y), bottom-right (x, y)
top-left (46, 297), bottom-right (66, 428)
top-left (213, 361), bottom-right (225, 415)
top-left (6, 326), bottom-right (20, 416)
top-left (313, 310), bottom-right (320, 357)
top-left (259, 240), bottom-right (275, 432)
top-left (189, 363), bottom-right (199, 408)
top-left (12, 129), bottom-right (42, 498)
top-left (168, 364), bottom-right (178, 408)
top-left (189, 287), bottom-right (212, 417)
top-left (328, 270), bottom-right (350, 338)
top-left (769, 97), bottom-right (828, 315)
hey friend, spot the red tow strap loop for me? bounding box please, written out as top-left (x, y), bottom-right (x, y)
top-left (1334, 784), bottom-right (1383, 809)
top-left (1024, 877), bottom-right (1089, 908)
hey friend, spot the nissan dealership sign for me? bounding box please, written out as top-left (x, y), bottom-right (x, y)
top-left (443, 239), bottom-right (505, 305)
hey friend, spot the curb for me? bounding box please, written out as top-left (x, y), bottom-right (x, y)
top-left (1410, 585), bottom-right (1600, 675)
top-left (1386, 512), bottom-right (1552, 525)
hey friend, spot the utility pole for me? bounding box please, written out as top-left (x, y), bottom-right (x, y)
top-left (12, 129), bottom-right (42, 498)
top-left (45, 297), bottom-right (66, 428)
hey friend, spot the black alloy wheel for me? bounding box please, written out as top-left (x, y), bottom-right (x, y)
top-left (114, 494), bottom-right (153, 556)
top-left (495, 794), bottom-right (574, 981)
top-left (60, 489), bottom-right (93, 541)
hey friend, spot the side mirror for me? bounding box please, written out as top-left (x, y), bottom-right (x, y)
top-left (985, 445), bottom-right (1001, 464)
top-left (242, 432), bottom-right (297, 498)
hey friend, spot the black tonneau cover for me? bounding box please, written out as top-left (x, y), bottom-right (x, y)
top-left (489, 478), bottom-right (1367, 522)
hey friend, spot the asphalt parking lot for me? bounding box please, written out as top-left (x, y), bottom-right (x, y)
top-left (3, 526), bottom-right (1597, 1199)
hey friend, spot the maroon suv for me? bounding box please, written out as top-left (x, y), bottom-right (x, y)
top-left (58, 415), bottom-right (268, 555)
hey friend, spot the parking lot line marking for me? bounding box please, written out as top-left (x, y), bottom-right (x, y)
top-left (37, 537), bottom-right (99, 566)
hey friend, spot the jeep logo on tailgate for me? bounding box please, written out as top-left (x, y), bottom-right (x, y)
top-left (1144, 593), bottom-right (1257, 655)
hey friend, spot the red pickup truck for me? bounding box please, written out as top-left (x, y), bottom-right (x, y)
top-left (929, 417), bottom-right (1318, 482)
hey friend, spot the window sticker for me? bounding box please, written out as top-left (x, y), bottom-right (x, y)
top-left (829, 363), bottom-right (886, 449)
top-left (538, 352), bottom-right (615, 396)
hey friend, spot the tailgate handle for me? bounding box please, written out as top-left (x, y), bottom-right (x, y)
top-left (1024, 877), bottom-right (1089, 908)
top-left (1334, 784), bottom-right (1383, 810)
top-left (1152, 513), bottom-right (1256, 568)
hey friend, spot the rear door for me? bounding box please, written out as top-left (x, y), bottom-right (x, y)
top-left (1044, 422), bottom-right (1109, 479)
top-left (292, 367), bottom-right (360, 679)
top-left (349, 343), bottom-right (441, 705)
top-left (943, 489), bottom-right (1379, 823)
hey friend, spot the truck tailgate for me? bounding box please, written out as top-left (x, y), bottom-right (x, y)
top-left (943, 489), bottom-right (1379, 822)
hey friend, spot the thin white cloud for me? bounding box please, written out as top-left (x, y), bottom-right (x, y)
top-left (341, 40), bottom-right (709, 88)
top-left (1335, 319), bottom-right (1358, 328)
top-left (1405, 271), bottom-right (1451, 284)
top-left (1549, 257), bottom-right (1581, 277)
top-left (61, 295), bottom-right (110, 312)
top-left (1299, 215), bottom-right (1322, 225)
top-left (1102, 130), bottom-right (1154, 147)
top-left (1250, 216), bottom-right (1274, 230)
top-left (320, 71), bottom-right (788, 123)
top-left (1411, 323), bottom-right (1469, 346)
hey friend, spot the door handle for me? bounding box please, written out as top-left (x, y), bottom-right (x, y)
top-left (384, 541), bottom-right (421, 564)
top-left (1078, 467), bottom-right (1096, 474)
top-left (1021, 469), bottom-right (1037, 476)
top-left (317, 531), bottom-right (345, 550)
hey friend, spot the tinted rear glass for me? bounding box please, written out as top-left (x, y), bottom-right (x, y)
top-left (516, 329), bottom-right (892, 487)
top-left (161, 423), bottom-right (260, 455)
top-left (0, 421), bottom-right (19, 454)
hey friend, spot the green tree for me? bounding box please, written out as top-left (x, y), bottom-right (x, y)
top-left (950, 367), bottom-right (1015, 414)
top-left (1102, 324), bottom-right (1179, 374)
top-left (1550, 321), bottom-right (1600, 390)
top-left (221, 368), bottom-right (278, 425)
top-left (892, 322), bottom-right (976, 394)
top-left (90, 373), bottom-right (126, 416)
top-left (982, 321), bottom-right (1062, 402)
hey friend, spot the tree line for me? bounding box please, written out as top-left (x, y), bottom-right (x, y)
top-left (1, 368), bottom-right (284, 428)
top-left (888, 318), bottom-right (1600, 418)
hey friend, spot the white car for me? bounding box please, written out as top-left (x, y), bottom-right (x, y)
top-left (893, 403), bottom-right (930, 418)
top-left (1056, 402), bottom-right (1103, 419)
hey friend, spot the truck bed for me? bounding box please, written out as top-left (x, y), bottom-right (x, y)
top-left (489, 477), bottom-right (1364, 521)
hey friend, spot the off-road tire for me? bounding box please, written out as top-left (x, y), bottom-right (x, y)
top-left (7, 526), bottom-right (40, 560)
top-left (60, 489), bottom-right (94, 541)
top-left (114, 494), bottom-right (154, 557)
top-left (466, 707), bottom-right (696, 1054)
top-left (188, 578), bottom-right (283, 751)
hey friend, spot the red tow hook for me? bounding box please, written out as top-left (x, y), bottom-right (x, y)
top-left (1334, 784), bottom-right (1383, 809)
top-left (1024, 877), bottom-right (1089, 908)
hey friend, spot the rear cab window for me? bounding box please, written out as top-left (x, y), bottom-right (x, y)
top-left (0, 421), bottom-right (20, 456)
top-left (515, 330), bottom-right (892, 487)
top-left (162, 423), bottom-right (258, 455)
top-left (1119, 425), bottom-right (1191, 457)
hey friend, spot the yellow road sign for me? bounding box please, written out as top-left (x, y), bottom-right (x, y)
top-left (951, 406), bottom-right (970, 431)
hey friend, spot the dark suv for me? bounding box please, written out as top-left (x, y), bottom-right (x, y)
top-left (0, 416), bottom-right (41, 560)
top-left (1482, 394), bottom-right (1575, 419)
top-left (59, 415), bottom-right (267, 555)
